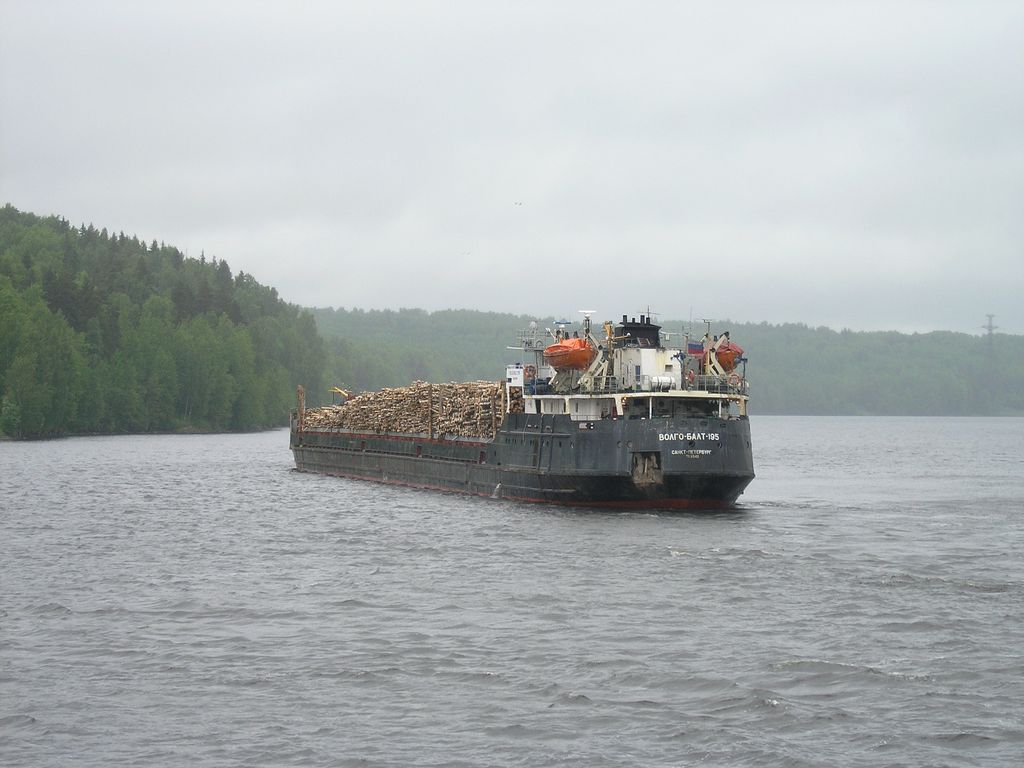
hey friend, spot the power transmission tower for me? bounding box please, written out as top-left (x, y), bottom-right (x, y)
top-left (983, 314), bottom-right (997, 355)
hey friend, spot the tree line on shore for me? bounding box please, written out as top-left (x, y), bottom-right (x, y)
top-left (0, 205), bottom-right (324, 438)
top-left (311, 308), bottom-right (1024, 417)
top-left (3, 203), bottom-right (1021, 439)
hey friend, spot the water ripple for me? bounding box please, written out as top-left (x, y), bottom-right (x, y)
top-left (2, 421), bottom-right (1023, 767)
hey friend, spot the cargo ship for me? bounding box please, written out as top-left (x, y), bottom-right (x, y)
top-left (290, 313), bottom-right (754, 509)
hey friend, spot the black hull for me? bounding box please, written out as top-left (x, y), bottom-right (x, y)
top-left (291, 413), bottom-right (754, 510)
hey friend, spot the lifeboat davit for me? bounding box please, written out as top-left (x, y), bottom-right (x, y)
top-left (715, 341), bottom-right (744, 372)
top-left (543, 337), bottom-right (597, 371)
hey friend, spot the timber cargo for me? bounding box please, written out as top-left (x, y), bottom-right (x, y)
top-left (290, 312), bottom-right (754, 509)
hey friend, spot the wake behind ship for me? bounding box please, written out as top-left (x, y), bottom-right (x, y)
top-left (290, 313), bottom-right (754, 509)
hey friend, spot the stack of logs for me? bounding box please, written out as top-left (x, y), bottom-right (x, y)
top-left (301, 381), bottom-right (524, 438)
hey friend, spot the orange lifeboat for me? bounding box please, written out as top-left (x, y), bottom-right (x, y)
top-left (715, 341), bottom-right (744, 372)
top-left (543, 337), bottom-right (597, 371)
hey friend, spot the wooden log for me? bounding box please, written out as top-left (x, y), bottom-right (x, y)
top-left (301, 379), bottom-right (510, 438)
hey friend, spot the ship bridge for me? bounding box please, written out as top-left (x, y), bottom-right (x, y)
top-left (507, 314), bottom-right (748, 423)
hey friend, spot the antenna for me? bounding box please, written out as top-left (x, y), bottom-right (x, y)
top-left (579, 309), bottom-right (596, 336)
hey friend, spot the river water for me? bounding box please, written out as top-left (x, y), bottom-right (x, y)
top-left (2, 417), bottom-right (1022, 767)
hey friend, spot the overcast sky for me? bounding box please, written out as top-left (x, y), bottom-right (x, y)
top-left (2, 1), bottom-right (1021, 334)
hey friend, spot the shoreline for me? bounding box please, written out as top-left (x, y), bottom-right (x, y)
top-left (0, 425), bottom-right (287, 442)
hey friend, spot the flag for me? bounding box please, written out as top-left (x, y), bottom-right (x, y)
top-left (687, 341), bottom-right (704, 357)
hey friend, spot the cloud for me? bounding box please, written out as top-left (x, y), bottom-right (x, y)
top-left (2, 0), bottom-right (1021, 333)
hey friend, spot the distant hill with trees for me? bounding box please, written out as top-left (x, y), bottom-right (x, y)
top-left (311, 308), bottom-right (1024, 416)
top-left (0, 205), bottom-right (324, 438)
top-left (3, 203), bottom-right (1020, 440)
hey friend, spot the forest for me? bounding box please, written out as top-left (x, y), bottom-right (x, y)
top-left (311, 308), bottom-right (1024, 417)
top-left (0, 205), bottom-right (324, 438)
top-left (3, 203), bottom-right (1022, 439)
